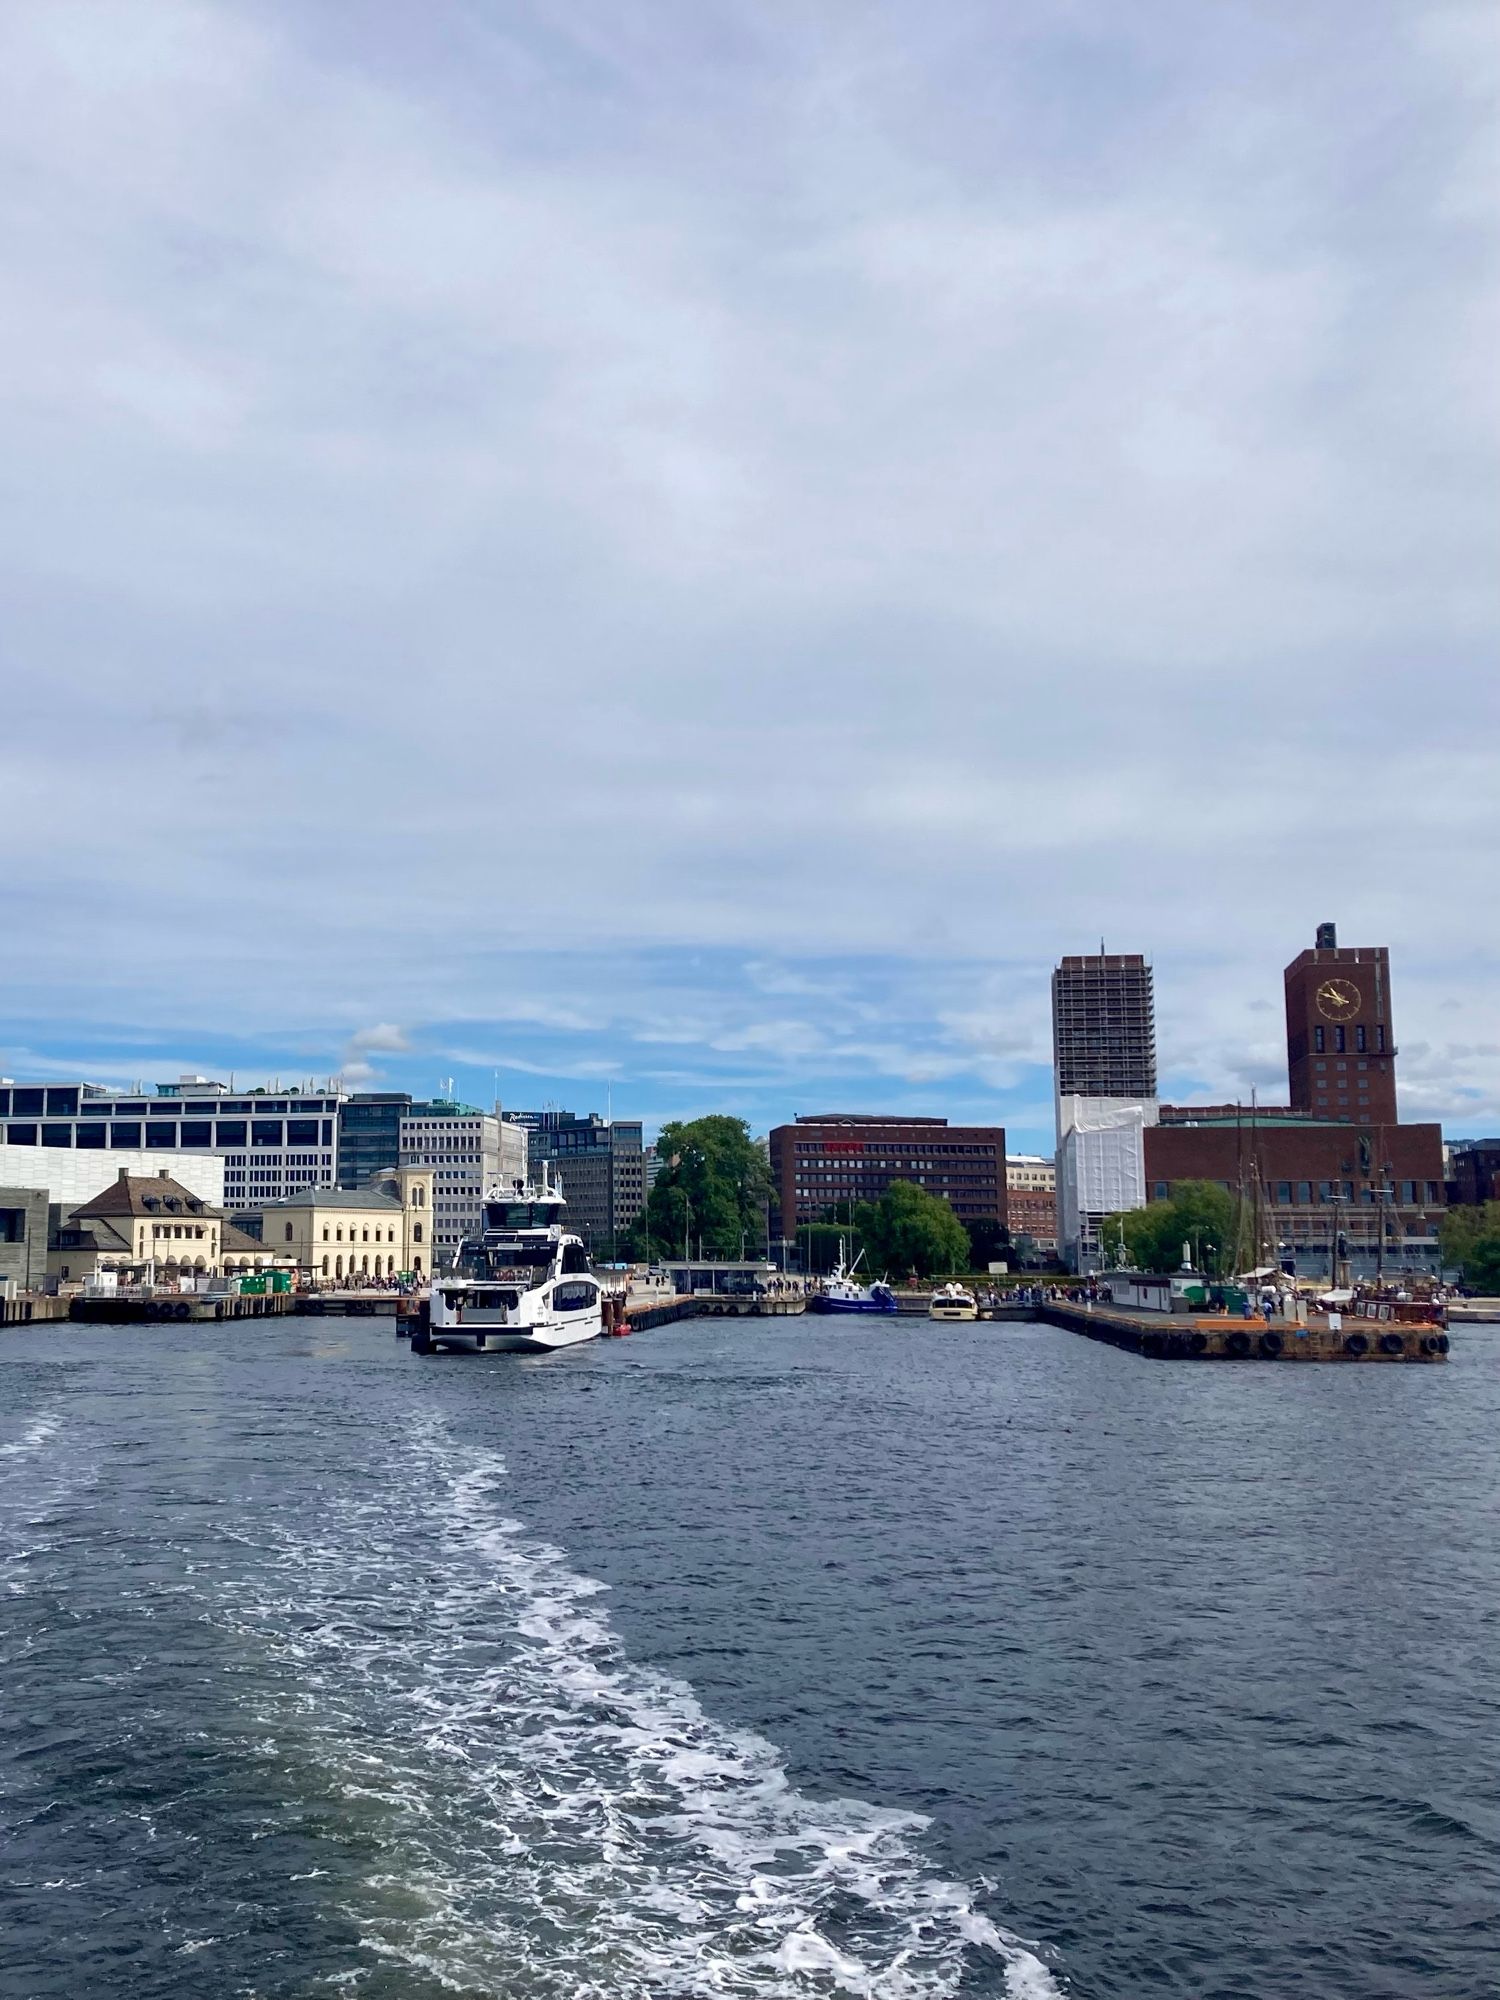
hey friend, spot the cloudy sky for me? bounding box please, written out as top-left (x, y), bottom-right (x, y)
top-left (1, 0), bottom-right (1496, 1150)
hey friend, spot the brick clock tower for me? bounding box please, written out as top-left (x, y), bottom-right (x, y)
top-left (1284, 922), bottom-right (1398, 1126)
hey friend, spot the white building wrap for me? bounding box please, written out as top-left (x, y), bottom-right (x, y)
top-left (1055, 1098), bottom-right (1159, 1271)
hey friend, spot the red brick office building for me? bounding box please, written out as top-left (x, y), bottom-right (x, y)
top-left (769, 1114), bottom-right (1007, 1240)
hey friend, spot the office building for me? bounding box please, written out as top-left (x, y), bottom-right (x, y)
top-left (1052, 952), bottom-right (1159, 1270)
top-left (398, 1104), bottom-right (528, 1266)
top-left (1052, 954), bottom-right (1157, 1100)
top-left (768, 1114), bottom-right (1007, 1242)
top-left (1448, 1139), bottom-right (1500, 1208)
top-left (1005, 1156), bottom-right (1058, 1256)
top-left (1284, 923), bottom-right (1398, 1125)
top-left (336, 1093), bottom-right (414, 1189)
top-left (517, 1112), bottom-right (646, 1256)
top-left (0, 1077), bottom-right (337, 1209)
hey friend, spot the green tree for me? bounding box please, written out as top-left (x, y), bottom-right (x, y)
top-left (630, 1116), bottom-right (771, 1261)
top-left (855, 1180), bottom-right (970, 1279)
top-left (1441, 1202), bottom-right (1500, 1289)
top-left (1102, 1181), bottom-right (1238, 1276)
top-left (964, 1216), bottom-right (1011, 1271)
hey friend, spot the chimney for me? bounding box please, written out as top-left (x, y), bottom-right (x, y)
top-left (117, 1167), bottom-right (130, 1183)
top-left (158, 1168), bottom-right (170, 1180)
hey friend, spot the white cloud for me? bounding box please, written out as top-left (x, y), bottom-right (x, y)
top-left (0, 0), bottom-right (1495, 1135)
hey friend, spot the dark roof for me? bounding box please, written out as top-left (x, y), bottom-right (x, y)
top-left (220, 1222), bottom-right (267, 1253)
top-left (72, 1169), bottom-right (221, 1221)
top-left (257, 1186), bottom-right (402, 1212)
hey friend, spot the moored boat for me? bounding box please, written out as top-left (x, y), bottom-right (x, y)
top-left (808, 1248), bottom-right (898, 1317)
top-left (928, 1283), bottom-right (978, 1322)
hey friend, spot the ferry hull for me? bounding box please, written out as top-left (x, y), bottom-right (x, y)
top-left (807, 1296), bottom-right (899, 1316)
top-left (426, 1313), bottom-right (599, 1355)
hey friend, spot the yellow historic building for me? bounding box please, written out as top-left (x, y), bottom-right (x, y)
top-left (51, 1168), bottom-right (224, 1285)
top-left (249, 1167), bottom-right (434, 1281)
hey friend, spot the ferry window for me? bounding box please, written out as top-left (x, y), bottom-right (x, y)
top-left (562, 1243), bottom-right (590, 1273)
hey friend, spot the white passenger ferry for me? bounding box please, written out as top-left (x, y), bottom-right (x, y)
top-left (928, 1282), bottom-right (979, 1322)
top-left (416, 1168), bottom-right (605, 1354)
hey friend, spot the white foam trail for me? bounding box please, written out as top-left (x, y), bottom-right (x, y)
top-left (219, 1419), bottom-right (1064, 1998)
top-left (0, 1413), bottom-right (61, 1459)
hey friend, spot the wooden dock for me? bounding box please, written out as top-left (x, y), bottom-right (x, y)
top-left (1039, 1301), bottom-right (1449, 1362)
top-left (65, 1292), bottom-right (299, 1325)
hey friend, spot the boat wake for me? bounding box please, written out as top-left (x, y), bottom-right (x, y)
top-left (218, 1419), bottom-right (1062, 1997)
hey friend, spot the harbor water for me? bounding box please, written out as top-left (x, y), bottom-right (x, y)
top-left (2, 1315), bottom-right (1498, 1998)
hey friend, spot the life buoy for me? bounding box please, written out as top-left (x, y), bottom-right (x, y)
top-left (1344, 1332), bottom-right (1369, 1356)
top-left (1379, 1332), bottom-right (1405, 1356)
top-left (1227, 1329), bottom-right (1251, 1357)
top-left (1259, 1330), bottom-right (1283, 1358)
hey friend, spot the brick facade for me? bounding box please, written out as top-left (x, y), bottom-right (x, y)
top-left (770, 1114), bottom-right (1007, 1239)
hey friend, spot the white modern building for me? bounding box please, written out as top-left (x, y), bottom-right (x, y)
top-left (398, 1105), bottom-right (528, 1267)
top-left (0, 1077), bottom-right (337, 1210)
top-left (0, 1142), bottom-right (226, 1210)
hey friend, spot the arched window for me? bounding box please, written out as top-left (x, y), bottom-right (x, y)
top-left (336, 1255), bottom-right (344, 1278)
top-left (321, 1256), bottom-right (330, 1276)
top-left (413, 1223), bottom-right (423, 1243)
top-left (361, 1254), bottom-right (369, 1274)
top-left (284, 1222), bottom-right (294, 1242)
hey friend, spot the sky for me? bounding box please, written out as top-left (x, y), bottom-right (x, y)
top-left (1, 0), bottom-right (1496, 1152)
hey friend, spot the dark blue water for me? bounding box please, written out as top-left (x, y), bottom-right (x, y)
top-left (2, 1317), bottom-right (1498, 1998)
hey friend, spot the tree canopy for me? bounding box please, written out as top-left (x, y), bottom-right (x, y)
top-left (854, 1180), bottom-right (970, 1279)
top-left (1440, 1202), bottom-right (1500, 1291)
top-left (1101, 1181), bottom-right (1237, 1276)
top-left (628, 1116), bottom-right (771, 1261)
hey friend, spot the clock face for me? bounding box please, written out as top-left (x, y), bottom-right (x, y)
top-left (1316, 977), bottom-right (1361, 1023)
